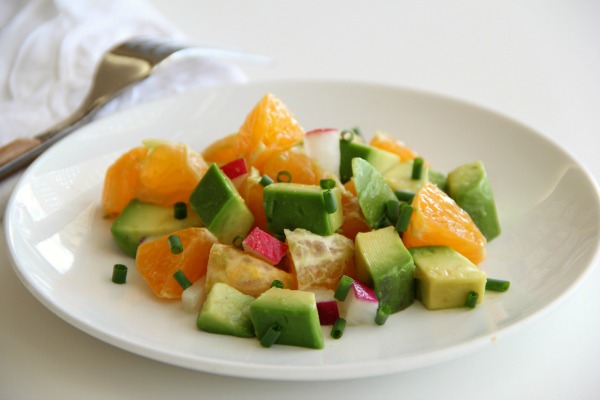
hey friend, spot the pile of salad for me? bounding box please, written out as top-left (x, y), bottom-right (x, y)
top-left (103, 93), bottom-right (508, 350)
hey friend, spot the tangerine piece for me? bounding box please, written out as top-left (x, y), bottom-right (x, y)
top-left (201, 132), bottom-right (241, 165)
top-left (369, 131), bottom-right (418, 162)
top-left (402, 183), bottom-right (487, 265)
top-left (136, 227), bottom-right (218, 298)
top-left (137, 141), bottom-right (208, 208)
top-left (238, 93), bottom-right (304, 168)
top-left (261, 149), bottom-right (325, 186)
top-left (102, 146), bottom-right (148, 217)
top-left (339, 195), bottom-right (370, 241)
top-left (238, 169), bottom-right (268, 232)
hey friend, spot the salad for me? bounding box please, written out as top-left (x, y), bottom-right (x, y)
top-left (102, 93), bottom-right (507, 350)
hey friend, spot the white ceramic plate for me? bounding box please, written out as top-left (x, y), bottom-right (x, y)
top-left (5, 81), bottom-right (600, 380)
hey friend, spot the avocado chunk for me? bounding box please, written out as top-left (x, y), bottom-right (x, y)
top-left (352, 157), bottom-right (398, 228)
top-left (382, 160), bottom-right (429, 193)
top-left (447, 161), bottom-right (500, 241)
top-left (197, 282), bottom-right (255, 338)
top-left (355, 226), bottom-right (415, 312)
top-left (263, 183), bottom-right (343, 236)
top-left (339, 138), bottom-right (399, 183)
top-left (409, 246), bottom-right (487, 310)
top-left (189, 163), bottom-right (254, 245)
top-left (111, 199), bottom-right (202, 258)
top-left (428, 169), bottom-right (448, 192)
top-left (250, 287), bottom-right (324, 349)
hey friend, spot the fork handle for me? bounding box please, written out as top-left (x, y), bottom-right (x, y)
top-left (0, 138), bottom-right (42, 167)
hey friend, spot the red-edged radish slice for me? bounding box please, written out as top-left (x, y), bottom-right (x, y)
top-left (304, 128), bottom-right (340, 176)
top-left (311, 289), bottom-right (340, 325)
top-left (242, 227), bottom-right (288, 265)
top-left (182, 276), bottom-right (207, 312)
top-left (220, 158), bottom-right (249, 188)
top-left (337, 279), bottom-right (379, 325)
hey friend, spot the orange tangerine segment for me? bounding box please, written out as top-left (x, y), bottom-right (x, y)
top-left (369, 131), bottom-right (418, 162)
top-left (238, 168), bottom-right (268, 232)
top-left (137, 140), bottom-right (208, 208)
top-left (136, 227), bottom-right (219, 299)
top-left (402, 183), bottom-right (487, 265)
top-left (261, 149), bottom-right (325, 186)
top-left (201, 132), bottom-right (242, 165)
top-left (102, 146), bottom-right (148, 217)
top-left (339, 195), bottom-right (370, 241)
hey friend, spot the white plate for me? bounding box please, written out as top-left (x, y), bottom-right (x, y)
top-left (5, 80), bottom-right (600, 380)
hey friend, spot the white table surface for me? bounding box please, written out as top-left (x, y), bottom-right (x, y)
top-left (2, 1), bottom-right (599, 399)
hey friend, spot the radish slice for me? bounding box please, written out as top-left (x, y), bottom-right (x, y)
top-left (337, 279), bottom-right (379, 325)
top-left (304, 128), bottom-right (340, 177)
top-left (311, 289), bottom-right (340, 325)
top-left (242, 227), bottom-right (288, 265)
top-left (220, 158), bottom-right (249, 188)
top-left (182, 276), bottom-right (207, 312)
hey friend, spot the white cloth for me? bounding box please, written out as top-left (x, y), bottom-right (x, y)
top-left (0, 0), bottom-right (247, 145)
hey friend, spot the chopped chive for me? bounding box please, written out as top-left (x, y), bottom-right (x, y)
top-left (331, 318), bottom-right (347, 339)
top-left (168, 234), bottom-right (183, 254)
top-left (377, 214), bottom-right (391, 229)
top-left (232, 235), bottom-right (244, 249)
top-left (323, 190), bottom-right (338, 214)
top-left (112, 264), bottom-right (128, 284)
top-left (394, 189), bottom-right (415, 203)
top-left (486, 278), bottom-right (510, 292)
top-left (260, 324), bottom-right (282, 348)
top-left (375, 305), bottom-right (391, 325)
top-left (259, 174), bottom-right (274, 187)
top-left (340, 129), bottom-right (355, 142)
top-left (334, 275), bottom-right (354, 301)
top-left (319, 178), bottom-right (336, 190)
top-left (270, 279), bottom-right (284, 289)
top-left (173, 202), bottom-right (187, 219)
top-left (465, 291), bottom-right (479, 308)
top-left (277, 170), bottom-right (292, 183)
top-left (385, 199), bottom-right (400, 222)
top-left (351, 126), bottom-right (363, 137)
top-left (395, 203), bottom-right (413, 232)
top-left (411, 157), bottom-right (424, 180)
top-left (173, 269), bottom-right (192, 290)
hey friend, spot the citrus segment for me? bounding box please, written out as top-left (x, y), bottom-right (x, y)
top-left (369, 131), bottom-right (418, 162)
top-left (339, 195), bottom-right (371, 240)
top-left (402, 183), bottom-right (487, 264)
top-left (135, 227), bottom-right (218, 299)
top-left (102, 146), bottom-right (148, 217)
top-left (238, 168), bottom-right (268, 231)
top-left (261, 149), bottom-right (325, 186)
top-left (201, 132), bottom-right (241, 165)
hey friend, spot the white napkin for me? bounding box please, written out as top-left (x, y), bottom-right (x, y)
top-left (0, 0), bottom-right (247, 145)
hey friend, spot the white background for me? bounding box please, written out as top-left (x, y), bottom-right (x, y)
top-left (1, 1), bottom-right (599, 399)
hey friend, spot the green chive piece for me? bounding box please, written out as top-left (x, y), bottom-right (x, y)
top-left (334, 275), bottom-right (354, 301)
top-left (465, 291), bottom-right (479, 308)
top-left (351, 126), bottom-right (363, 138)
top-left (486, 278), bottom-right (510, 292)
top-left (411, 157), bottom-right (424, 180)
top-left (319, 178), bottom-right (336, 190)
top-left (173, 269), bottom-right (192, 290)
top-left (394, 189), bottom-right (415, 203)
top-left (277, 170), bottom-right (292, 183)
top-left (112, 264), bottom-right (128, 284)
top-left (173, 202), bottom-right (187, 219)
top-left (375, 305), bottom-right (391, 325)
top-left (260, 324), bottom-right (282, 348)
top-left (232, 235), bottom-right (244, 249)
top-left (340, 129), bottom-right (355, 143)
top-left (331, 318), bottom-right (347, 339)
top-left (395, 203), bottom-right (414, 232)
top-left (168, 234), bottom-right (183, 254)
top-left (259, 174), bottom-right (274, 187)
top-left (385, 199), bottom-right (400, 222)
top-left (323, 190), bottom-right (338, 214)
top-left (270, 279), bottom-right (284, 289)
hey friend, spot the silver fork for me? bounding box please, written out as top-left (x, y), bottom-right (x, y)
top-left (0, 37), bottom-right (269, 180)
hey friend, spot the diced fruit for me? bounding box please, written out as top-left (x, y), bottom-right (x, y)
top-left (428, 169), bottom-right (448, 192)
top-left (285, 228), bottom-right (355, 290)
top-left (182, 276), bottom-right (207, 312)
top-left (110, 200), bottom-right (202, 258)
top-left (263, 183), bottom-right (343, 236)
top-left (261, 149), bottom-right (325, 186)
top-left (355, 226), bottom-right (415, 312)
top-left (447, 160), bottom-right (501, 241)
top-left (205, 243), bottom-right (295, 297)
top-left (352, 157), bottom-right (398, 228)
top-left (201, 132), bottom-right (241, 164)
top-left (220, 158), bottom-right (249, 188)
top-left (337, 279), bottom-right (379, 325)
top-left (102, 146), bottom-right (148, 217)
top-left (136, 227), bottom-right (218, 298)
top-left (383, 160), bottom-right (429, 193)
top-left (339, 195), bottom-right (370, 240)
top-left (339, 135), bottom-right (399, 183)
top-left (250, 287), bottom-right (324, 349)
top-left (196, 282), bottom-right (255, 337)
top-left (311, 289), bottom-right (339, 325)
top-left (369, 131), bottom-right (419, 162)
top-left (304, 128), bottom-right (341, 176)
top-left (402, 183), bottom-right (487, 265)
top-left (238, 168), bottom-right (268, 231)
top-left (189, 163), bottom-right (254, 245)
top-left (243, 227), bottom-right (288, 265)
top-left (409, 246), bottom-right (487, 310)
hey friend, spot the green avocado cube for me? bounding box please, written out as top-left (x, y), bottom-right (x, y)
top-left (189, 163), bottom-right (254, 245)
top-left (196, 282), bottom-right (255, 338)
top-left (339, 139), bottom-right (399, 183)
top-left (383, 160), bottom-right (429, 193)
top-left (355, 226), bottom-right (415, 312)
top-left (263, 183), bottom-right (342, 236)
top-left (409, 246), bottom-right (487, 310)
top-left (352, 158), bottom-right (398, 228)
top-left (250, 288), bottom-right (324, 349)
